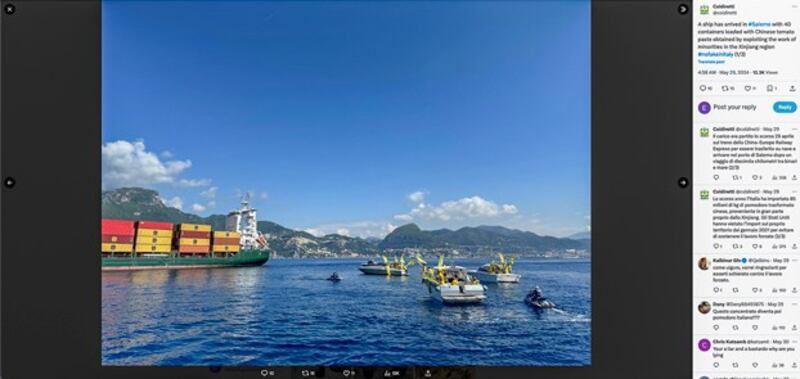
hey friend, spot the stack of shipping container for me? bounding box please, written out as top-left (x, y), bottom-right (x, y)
top-left (101, 219), bottom-right (135, 255)
top-left (101, 219), bottom-right (243, 256)
top-left (134, 221), bottom-right (174, 254)
top-left (175, 223), bottom-right (212, 255)
top-left (212, 231), bottom-right (242, 256)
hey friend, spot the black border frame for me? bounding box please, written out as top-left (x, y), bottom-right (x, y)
top-left (1, 1), bottom-right (692, 378)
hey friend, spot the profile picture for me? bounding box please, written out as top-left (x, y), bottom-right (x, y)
top-left (698, 301), bottom-right (711, 314)
top-left (698, 257), bottom-right (709, 271)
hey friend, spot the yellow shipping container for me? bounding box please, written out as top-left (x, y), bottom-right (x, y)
top-left (177, 223), bottom-right (212, 232)
top-left (137, 228), bottom-right (173, 237)
top-left (134, 244), bottom-right (171, 253)
top-left (212, 245), bottom-right (241, 253)
top-left (135, 235), bottom-right (172, 245)
top-left (102, 243), bottom-right (133, 252)
top-left (178, 238), bottom-right (210, 246)
top-left (213, 231), bottom-right (241, 238)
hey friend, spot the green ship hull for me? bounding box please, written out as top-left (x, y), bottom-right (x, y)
top-left (101, 249), bottom-right (270, 271)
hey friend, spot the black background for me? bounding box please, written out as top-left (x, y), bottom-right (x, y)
top-left (1, 1), bottom-right (692, 378)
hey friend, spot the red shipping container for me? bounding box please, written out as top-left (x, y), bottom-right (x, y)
top-left (178, 245), bottom-right (210, 253)
top-left (101, 235), bottom-right (134, 243)
top-left (177, 230), bottom-right (211, 238)
top-left (101, 219), bottom-right (135, 236)
top-left (136, 221), bottom-right (173, 230)
top-left (212, 237), bottom-right (239, 245)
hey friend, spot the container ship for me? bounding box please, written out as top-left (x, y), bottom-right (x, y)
top-left (101, 197), bottom-right (270, 271)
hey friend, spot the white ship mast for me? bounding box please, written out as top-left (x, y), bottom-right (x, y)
top-left (225, 193), bottom-right (266, 250)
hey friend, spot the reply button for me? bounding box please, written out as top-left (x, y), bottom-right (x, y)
top-left (773, 101), bottom-right (797, 113)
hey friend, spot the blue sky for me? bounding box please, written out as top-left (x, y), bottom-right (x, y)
top-left (102, 0), bottom-right (590, 238)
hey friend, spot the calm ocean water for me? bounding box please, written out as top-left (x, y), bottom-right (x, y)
top-left (102, 258), bottom-right (591, 366)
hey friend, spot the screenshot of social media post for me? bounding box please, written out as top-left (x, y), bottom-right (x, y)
top-left (694, 1), bottom-right (800, 378)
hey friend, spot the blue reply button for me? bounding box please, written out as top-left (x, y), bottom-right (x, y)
top-left (773, 101), bottom-right (797, 113)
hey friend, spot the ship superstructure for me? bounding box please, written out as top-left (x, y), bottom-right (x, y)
top-left (226, 194), bottom-right (268, 251)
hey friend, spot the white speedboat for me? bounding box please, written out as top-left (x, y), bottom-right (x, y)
top-left (472, 265), bottom-right (521, 283)
top-left (418, 256), bottom-right (487, 305)
top-left (358, 263), bottom-right (406, 276)
top-left (358, 256), bottom-right (411, 276)
top-left (471, 253), bottom-right (520, 283)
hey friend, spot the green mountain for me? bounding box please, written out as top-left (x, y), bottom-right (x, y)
top-left (376, 224), bottom-right (435, 248)
top-left (255, 220), bottom-right (379, 258)
top-left (379, 223), bottom-right (589, 255)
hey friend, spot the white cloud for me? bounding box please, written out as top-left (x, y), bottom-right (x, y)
top-left (102, 140), bottom-right (210, 189)
top-left (303, 228), bottom-right (323, 237)
top-left (407, 191), bottom-right (426, 203)
top-left (259, 192), bottom-right (269, 200)
top-left (394, 214), bottom-right (413, 222)
top-left (188, 188), bottom-right (218, 213)
top-left (496, 211), bottom-right (591, 238)
top-left (302, 221), bottom-right (397, 239)
top-left (162, 196), bottom-right (183, 210)
top-left (177, 178), bottom-right (211, 187)
top-left (160, 151), bottom-right (174, 159)
top-left (200, 186), bottom-right (218, 199)
top-left (394, 195), bottom-right (518, 222)
top-left (502, 204), bottom-right (518, 214)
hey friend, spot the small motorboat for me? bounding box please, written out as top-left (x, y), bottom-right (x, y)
top-left (418, 255), bottom-right (487, 305)
top-left (525, 286), bottom-right (555, 309)
top-left (326, 272), bottom-right (342, 282)
top-left (358, 256), bottom-right (412, 276)
top-left (471, 253), bottom-right (520, 283)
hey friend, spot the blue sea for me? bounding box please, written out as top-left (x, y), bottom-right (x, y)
top-left (102, 258), bottom-right (591, 366)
